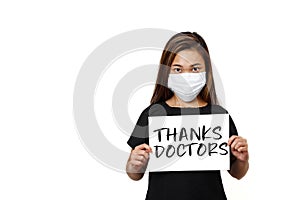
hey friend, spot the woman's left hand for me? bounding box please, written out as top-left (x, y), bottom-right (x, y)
top-left (228, 135), bottom-right (249, 162)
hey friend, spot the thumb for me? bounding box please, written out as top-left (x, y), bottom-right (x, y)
top-left (135, 143), bottom-right (152, 153)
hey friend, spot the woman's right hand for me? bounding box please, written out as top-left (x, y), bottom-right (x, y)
top-left (127, 143), bottom-right (152, 174)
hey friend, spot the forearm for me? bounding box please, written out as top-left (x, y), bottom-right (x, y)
top-left (229, 159), bottom-right (249, 180)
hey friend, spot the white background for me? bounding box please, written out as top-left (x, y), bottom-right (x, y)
top-left (1, 1), bottom-right (300, 199)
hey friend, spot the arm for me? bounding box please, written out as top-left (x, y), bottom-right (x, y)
top-left (228, 135), bottom-right (249, 180)
top-left (126, 144), bottom-right (152, 181)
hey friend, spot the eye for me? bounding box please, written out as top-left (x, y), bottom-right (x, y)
top-left (192, 67), bottom-right (200, 72)
top-left (173, 67), bottom-right (182, 73)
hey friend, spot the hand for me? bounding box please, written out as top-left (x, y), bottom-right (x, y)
top-left (127, 144), bottom-right (152, 173)
top-left (228, 135), bottom-right (249, 162)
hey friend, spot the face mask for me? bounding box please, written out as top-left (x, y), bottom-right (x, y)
top-left (167, 72), bottom-right (206, 102)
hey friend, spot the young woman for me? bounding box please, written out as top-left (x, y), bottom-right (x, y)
top-left (126, 32), bottom-right (249, 200)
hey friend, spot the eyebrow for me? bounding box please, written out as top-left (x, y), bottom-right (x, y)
top-left (191, 63), bottom-right (202, 67)
top-left (172, 63), bottom-right (202, 67)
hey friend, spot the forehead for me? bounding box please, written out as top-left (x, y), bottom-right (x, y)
top-left (173, 49), bottom-right (204, 64)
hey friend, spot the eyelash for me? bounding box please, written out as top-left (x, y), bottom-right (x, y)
top-left (173, 67), bottom-right (201, 73)
top-left (192, 67), bottom-right (200, 72)
top-left (174, 68), bottom-right (181, 72)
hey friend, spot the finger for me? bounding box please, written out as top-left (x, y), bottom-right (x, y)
top-left (133, 155), bottom-right (147, 163)
top-left (230, 137), bottom-right (246, 147)
top-left (231, 143), bottom-right (244, 152)
top-left (230, 137), bottom-right (241, 149)
top-left (234, 141), bottom-right (248, 151)
top-left (133, 150), bottom-right (150, 160)
top-left (134, 143), bottom-right (152, 153)
top-left (132, 151), bottom-right (149, 162)
top-left (130, 160), bottom-right (143, 167)
top-left (231, 137), bottom-right (247, 148)
top-left (237, 146), bottom-right (248, 152)
top-left (142, 152), bottom-right (149, 160)
top-left (228, 135), bottom-right (238, 146)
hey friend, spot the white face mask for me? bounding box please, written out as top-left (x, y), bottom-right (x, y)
top-left (167, 72), bottom-right (206, 102)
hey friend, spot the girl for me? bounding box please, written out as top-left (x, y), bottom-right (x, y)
top-left (126, 32), bottom-right (249, 200)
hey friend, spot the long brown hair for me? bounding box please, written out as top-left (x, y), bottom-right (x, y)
top-left (150, 32), bottom-right (218, 105)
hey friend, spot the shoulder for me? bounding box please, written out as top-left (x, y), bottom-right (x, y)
top-left (140, 102), bottom-right (168, 117)
top-left (133, 102), bottom-right (167, 126)
top-left (202, 104), bottom-right (229, 114)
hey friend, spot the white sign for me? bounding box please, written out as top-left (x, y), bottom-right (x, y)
top-left (147, 114), bottom-right (229, 172)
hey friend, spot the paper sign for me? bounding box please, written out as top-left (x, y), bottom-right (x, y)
top-left (147, 114), bottom-right (229, 172)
